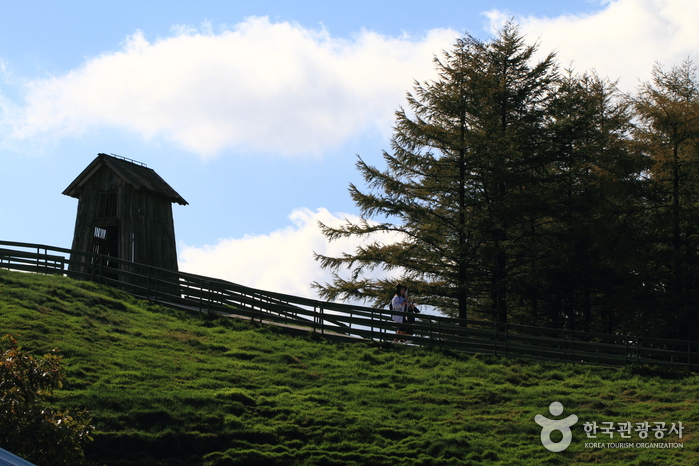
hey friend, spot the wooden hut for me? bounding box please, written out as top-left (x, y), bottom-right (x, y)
top-left (63, 153), bottom-right (188, 275)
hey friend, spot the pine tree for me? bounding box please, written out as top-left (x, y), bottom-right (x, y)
top-left (518, 70), bottom-right (643, 333)
top-left (631, 60), bottom-right (699, 339)
top-left (313, 23), bottom-right (558, 320)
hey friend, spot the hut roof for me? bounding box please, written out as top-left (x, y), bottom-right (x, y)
top-left (62, 153), bottom-right (188, 205)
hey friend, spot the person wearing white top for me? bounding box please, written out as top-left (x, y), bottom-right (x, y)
top-left (392, 284), bottom-right (408, 342)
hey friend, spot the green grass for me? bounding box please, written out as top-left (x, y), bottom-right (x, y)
top-left (0, 268), bottom-right (697, 465)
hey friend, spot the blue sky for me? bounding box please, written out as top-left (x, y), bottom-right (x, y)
top-left (2, 0), bottom-right (698, 299)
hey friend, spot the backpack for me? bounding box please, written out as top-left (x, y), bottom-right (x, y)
top-left (406, 305), bottom-right (420, 323)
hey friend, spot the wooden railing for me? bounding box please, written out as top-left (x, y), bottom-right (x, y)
top-left (1, 240), bottom-right (697, 371)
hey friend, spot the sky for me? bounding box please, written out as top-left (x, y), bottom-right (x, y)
top-left (2, 0), bottom-right (699, 303)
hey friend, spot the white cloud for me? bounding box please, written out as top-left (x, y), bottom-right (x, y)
top-left (3, 3), bottom-right (697, 159)
top-left (3, 17), bottom-right (457, 159)
top-left (487, 0), bottom-right (699, 93)
top-left (178, 207), bottom-right (402, 299)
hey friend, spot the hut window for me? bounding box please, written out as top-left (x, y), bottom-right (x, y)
top-left (94, 227), bottom-right (108, 240)
top-left (98, 192), bottom-right (117, 217)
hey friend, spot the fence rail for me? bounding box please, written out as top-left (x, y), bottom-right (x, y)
top-left (1, 240), bottom-right (697, 371)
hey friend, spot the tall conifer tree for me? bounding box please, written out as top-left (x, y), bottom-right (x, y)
top-left (313, 23), bottom-right (557, 320)
top-left (632, 60), bottom-right (699, 338)
top-left (519, 71), bottom-right (641, 333)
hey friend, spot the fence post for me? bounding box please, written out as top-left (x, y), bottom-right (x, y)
top-left (154, 268), bottom-right (159, 304)
top-left (504, 323), bottom-right (508, 359)
top-left (429, 319), bottom-right (433, 350)
top-left (494, 323), bottom-right (498, 357)
top-left (199, 280), bottom-right (204, 313)
top-left (208, 284), bottom-right (212, 313)
top-left (254, 293), bottom-right (259, 323)
top-left (319, 304), bottom-right (324, 336)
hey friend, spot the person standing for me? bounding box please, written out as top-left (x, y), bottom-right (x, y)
top-left (392, 284), bottom-right (408, 342)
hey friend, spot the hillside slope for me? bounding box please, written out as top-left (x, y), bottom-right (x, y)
top-left (0, 269), bottom-right (697, 465)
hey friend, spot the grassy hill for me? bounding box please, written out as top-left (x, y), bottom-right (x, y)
top-left (0, 269), bottom-right (697, 465)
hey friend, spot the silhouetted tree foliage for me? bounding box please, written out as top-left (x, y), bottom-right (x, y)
top-left (629, 60), bottom-right (699, 339)
top-left (0, 335), bottom-right (93, 466)
top-left (314, 22), bottom-right (699, 340)
top-left (314, 22), bottom-right (559, 321)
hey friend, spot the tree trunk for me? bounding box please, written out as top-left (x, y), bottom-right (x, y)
top-left (672, 142), bottom-right (683, 295)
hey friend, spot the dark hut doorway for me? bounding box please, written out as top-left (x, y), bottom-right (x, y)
top-left (91, 224), bottom-right (119, 278)
top-left (92, 225), bottom-right (118, 258)
top-left (92, 189), bottom-right (119, 274)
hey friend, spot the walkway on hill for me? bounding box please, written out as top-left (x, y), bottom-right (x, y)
top-left (1, 239), bottom-right (698, 371)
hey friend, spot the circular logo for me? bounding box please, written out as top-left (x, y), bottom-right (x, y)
top-left (534, 402), bottom-right (578, 452)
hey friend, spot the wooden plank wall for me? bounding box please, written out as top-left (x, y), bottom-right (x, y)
top-left (66, 165), bottom-right (179, 273)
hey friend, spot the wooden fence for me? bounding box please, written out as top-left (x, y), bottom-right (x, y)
top-left (1, 239), bottom-right (698, 371)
